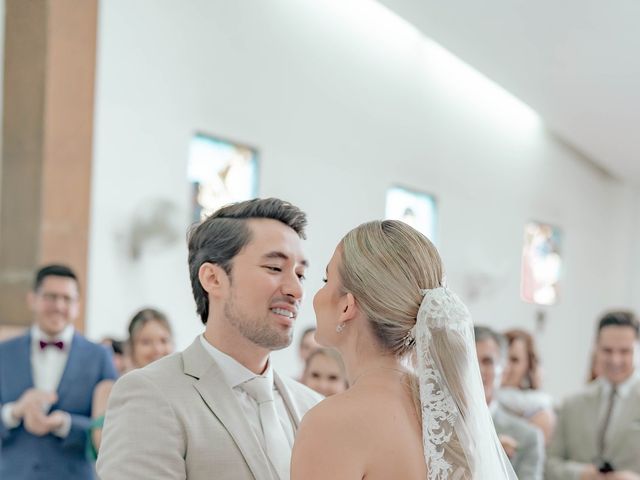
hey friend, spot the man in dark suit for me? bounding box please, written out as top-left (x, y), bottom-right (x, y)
top-left (475, 325), bottom-right (544, 480)
top-left (0, 264), bottom-right (117, 479)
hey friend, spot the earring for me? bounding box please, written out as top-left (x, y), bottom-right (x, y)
top-left (336, 323), bottom-right (345, 333)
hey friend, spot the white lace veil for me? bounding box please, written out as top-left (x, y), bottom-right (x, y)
top-left (411, 287), bottom-right (518, 480)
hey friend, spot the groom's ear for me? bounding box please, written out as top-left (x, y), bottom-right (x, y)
top-left (198, 262), bottom-right (229, 299)
top-left (339, 292), bottom-right (358, 324)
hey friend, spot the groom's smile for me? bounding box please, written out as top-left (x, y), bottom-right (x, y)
top-left (219, 218), bottom-right (308, 351)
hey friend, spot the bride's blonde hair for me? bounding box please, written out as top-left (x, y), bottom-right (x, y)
top-left (339, 220), bottom-right (471, 475)
top-left (339, 220), bottom-right (442, 355)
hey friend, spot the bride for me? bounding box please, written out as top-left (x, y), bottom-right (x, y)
top-left (291, 220), bottom-right (516, 479)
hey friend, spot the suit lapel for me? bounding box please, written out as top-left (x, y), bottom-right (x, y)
top-left (9, 334), bottom-right (34, 397)
top-left (604, 379), bottom-right (640, 455)
top-left (183, 339), bottom-right (276, 480)
top-left (274, 372), bottom-right (302, 431)
top-left (56, 333), bottom-right (83, 403)
top-left (583, 384), bottom-right (602, 457)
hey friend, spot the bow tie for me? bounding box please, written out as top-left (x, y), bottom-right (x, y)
top-left (39, 340), bottom-right (64, 350)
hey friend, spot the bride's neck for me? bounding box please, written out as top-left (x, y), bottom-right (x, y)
top-left (340, 341), bottom-right (403, 386)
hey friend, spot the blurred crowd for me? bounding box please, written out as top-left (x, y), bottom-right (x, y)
top-left (295, 313), bottom-right (640, 480)
top-left (1, 264), bottom-right (638, 479)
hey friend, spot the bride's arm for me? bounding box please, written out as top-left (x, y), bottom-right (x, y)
top-left (291, 399), bottom-right (364, 480)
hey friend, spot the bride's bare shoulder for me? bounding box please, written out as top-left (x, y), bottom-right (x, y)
top-left (300, 389), bottom-right (364, 432)
top-left (291, 391), bottom-right (369, 479)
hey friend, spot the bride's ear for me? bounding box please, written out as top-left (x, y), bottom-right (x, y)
top-left (339, 292), bottom-right (358, 324)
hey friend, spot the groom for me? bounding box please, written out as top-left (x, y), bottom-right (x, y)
top-left (97, 198), bottom-right (321, 480)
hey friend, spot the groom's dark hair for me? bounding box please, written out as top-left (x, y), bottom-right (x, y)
top-left (187, 198), bottom-right (307, 325)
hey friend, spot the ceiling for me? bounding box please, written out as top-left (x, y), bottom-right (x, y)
top-left (379, 0), bottom-right (640, 186)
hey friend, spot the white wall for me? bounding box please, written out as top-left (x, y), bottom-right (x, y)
top-left (87, 0), bottom-right (637, 400)
top-left (630, 191), bottom-right (640, 315)
top-left (0, 0), bottom-right (5, 210)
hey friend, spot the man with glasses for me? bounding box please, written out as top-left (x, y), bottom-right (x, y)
top-left (0, 264), bottom-right (117, 479)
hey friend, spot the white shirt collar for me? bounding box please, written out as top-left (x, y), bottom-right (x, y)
top-left (31, 324), bottom-right (74, 350)
top-left (199, 334), bottom-right (273, 389)
top-left (599, 371), bottom-right (640, 399)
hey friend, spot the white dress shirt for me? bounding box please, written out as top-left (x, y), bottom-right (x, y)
top-left (1, 325), bottom-right (74, 437)
top-left (199, 335), bottom-right (295, 448)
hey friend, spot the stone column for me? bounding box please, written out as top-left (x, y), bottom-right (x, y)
top-left (0, 0), bottom-right (98, 331)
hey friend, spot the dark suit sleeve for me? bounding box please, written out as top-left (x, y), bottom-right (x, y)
top-left (60, 345), bottom-right (118, 450)
top-left (99, 344), bottom-right (119, 381)
top-left (0, 345), bottom-right (8, 440)
top-left (0, 342), bottom-right (20, 441)
top-left (60, 412), bottom-right (92, 450)
top-left (0, 415), bottom-right (8, 440)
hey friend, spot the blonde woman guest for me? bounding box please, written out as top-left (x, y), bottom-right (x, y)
top-left (301, 348), bottom-right (348, 397)
top-left (298, 327), bottom-right (321, 364)
top-left (498, 329), bottom-right (555, 444)
top-left (126, 308), bottom-right (174, 370)
top-left (87, 308), bottom-right (174, 459)
top-left (296, 327), bottom-right (321, 380)
top-left (291, 220), bottom-right (516, 480)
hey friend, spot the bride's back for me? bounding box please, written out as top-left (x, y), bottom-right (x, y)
top-left (344, 375), bottom-right (426, 480)
top-left (293, 220), bottom-right (515, 479)
top-left (292, 371), bottom-right (427, 480)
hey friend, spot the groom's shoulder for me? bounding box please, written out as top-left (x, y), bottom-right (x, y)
top-left (115, 351), bottom-right (189, 392)
top-left (141, 350), bottom-right (184, 375)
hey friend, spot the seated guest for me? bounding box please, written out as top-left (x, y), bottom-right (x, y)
top-left (475, 325), bottom-right (544, 480)
top-left (88, 308), bottom-right (174, 458)
top-left (546, 311), bottom-right (640, 480)
top-left (499, 328), bottom-right (556, 444)
top-left (99, 337), bottom-right (129, 376)
top-left (297, 326), bottom-right (320, 378)
top-left (301, 348), bottom-right (348, 397)
top-left (126, 308), bottom-right (174, 370)
top-left (0, 264), bottom-right (117, 479)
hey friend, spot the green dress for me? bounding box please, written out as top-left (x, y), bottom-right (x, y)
top-left (85, 415), bottom-right (105, 461)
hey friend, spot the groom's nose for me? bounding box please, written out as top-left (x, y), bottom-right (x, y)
top-left (281, 272), bottom-right (304, 300)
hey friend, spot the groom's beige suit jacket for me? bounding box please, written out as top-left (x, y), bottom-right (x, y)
top-left (545, 375), bottom-right (640, 480)
top-left (96, 337), bottom-right (321, 480)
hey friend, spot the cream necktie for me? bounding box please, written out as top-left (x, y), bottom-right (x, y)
top-left (240, 376), bottom-right (291, 480)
